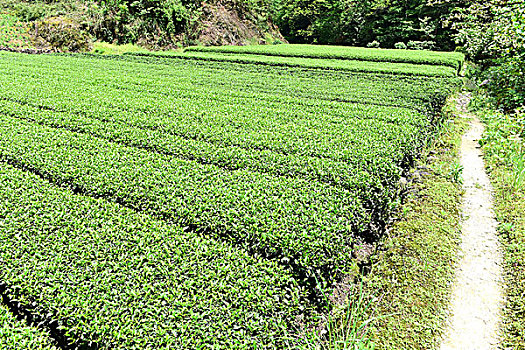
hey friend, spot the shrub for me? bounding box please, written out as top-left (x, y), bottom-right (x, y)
top-left (394, 42), bottom-right (407, 49)
top-left (407, 40), bottom-right (436, 50)
top-left (484, 55), bottom-right (525, 112)
top-left (366, 40), bottom-right (380, 48)
top-left (185, 44), bottom-right (464, 69)
top-left (33, 16), bottom-right (92, 52)
top-left (12, 2), bottom-right (46, 22)
top-left (450, 0), bottom-right (524, 110)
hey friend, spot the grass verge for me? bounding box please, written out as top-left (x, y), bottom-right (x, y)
top-left (475, 98), bottom-right (525, 349)
top-left (91, 42), bottom-right (149, 55)
top-left (361, 95), bottom-right (467, 349)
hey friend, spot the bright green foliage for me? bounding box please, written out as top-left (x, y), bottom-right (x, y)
top-left (0, 99), bottom-right (411, 200)
top-left (0, 47), bottom-right (460, 348)
top-left (479, 106), bottom-right (525, 349)
top-left (0, 52), bottom-right (458, 287)
top-left (19, 52), bottom-right (460, 111)
top-left (365, 99), bottom-right (465, 349)
top-left (1, 0), bottom-right (278, 48)
top-left (0, 113), bottom-right (371, 285)
top-left (128, 50), bottom-right (459, 76)
top-left (184, 44), bottom-right (465, 70)
top-left (484, 2), bottom-right (525, 111)
top-left (450, 0), bottom-right (524, 110)
top-left (0, 304), bottom-right (57, 350)
top-left (0, 163), bottom-right (308, 349)
top-left (90, 0), bottom-right (196, 44)
top-left (485, 55), bottom-right (525, 112)
top-left (272, 0), bottom-right (462, 49)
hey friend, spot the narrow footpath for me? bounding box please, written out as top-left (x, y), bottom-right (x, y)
top-left (440, 94), bottom-right (504, 350)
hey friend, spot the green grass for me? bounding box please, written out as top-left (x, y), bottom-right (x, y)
top-left (91, 42), bottom-right (149, 55)
top-left (362, 97), bottom-right (467, 349)
top-left (302, 282), bottom-right (378, 350)
top-left (477, 102), bottom-right (525, 349)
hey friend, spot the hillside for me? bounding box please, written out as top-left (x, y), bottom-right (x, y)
top-left (0, 0), bottom-right (286, 51)
top-left (0, 0), bottom-right (480, 51)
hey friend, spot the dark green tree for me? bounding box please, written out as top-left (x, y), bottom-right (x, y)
top-left (274, 0), bottom-right (463, 49)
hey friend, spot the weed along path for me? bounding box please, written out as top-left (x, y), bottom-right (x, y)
top-left (440, 94), bottom-right (504, 350)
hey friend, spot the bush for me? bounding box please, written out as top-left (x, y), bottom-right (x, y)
top-left (485, 55), bottom-right (525, 112)
top-left (185, 44), bottom-right (464, 69)
top-left (407, 40), bottom-right (436, 50)
top-left (12, 2), bottom-right (46, 22)
top-left (452, 1), bottom-right (524, 110)
top-left (367, 40), bottom-right (380, 48)
top-left (394, 42), bottom-right (407, 49)
top-left (33, 16), bottom-right (92, 52)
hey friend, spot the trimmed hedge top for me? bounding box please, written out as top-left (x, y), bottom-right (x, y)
top-left (184, 44), bottom-right (465, 70)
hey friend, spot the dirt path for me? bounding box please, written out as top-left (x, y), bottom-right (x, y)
top-left (440, 94), bottom-right (504, 350)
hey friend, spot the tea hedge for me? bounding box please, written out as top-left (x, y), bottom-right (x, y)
top-left (126, 50), bottom-right (458, 77)
top-left (1, 52), bottom-right (459, 113)
top-left (0, 51), bottom-right (461, 284)
top-left (0, 114), bottom-right (372, 286)
top-left (0, 162), bottom-right (309, 349)
top-left (0, 52), bottom-right (459, 224)
top-left (0, 100), bottom-right (396, 210)
top-left (184, 44), bottom-right (465, 70)
top-left (0, 48), bottom-right (462, 348)
top-left (109, 52), bottom-right (460, 110)
top-left (0, 304), bottom-right (57, 350)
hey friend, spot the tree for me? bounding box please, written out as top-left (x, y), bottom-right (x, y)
top-left (275, 0), bottom-right (463, 49)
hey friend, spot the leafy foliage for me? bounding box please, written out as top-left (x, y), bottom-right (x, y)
top-left (0, 47), bottom-right (460, 347)
top-left (32, 16), bottom-right (93, 51)
top-left (365, 99), bottom-right (465, 349)
top-left (0, 162), bottom-right (308, 349)
top-left (90, 0), bottom-right (196, 44)
top-left (0, 13), bottom-right (32, 48)
top-left (0, 51), bottom-right (456, 288)
top-left (273, 0), bottom-right (462, 49)
top-left (450, 0), bottom-right (524, 110)
top-left (0, 0), bottom-right (279, 48)
top-left (131, 49), bottom-right (460, 76)
top-left (484, 55), bottom-right (525, 112)
top-left (0, 303), bottom-right (57, 350)
top-left (0, 50), bottom-right (458, 287)
top-left (184, 44), bottom-right (465, 69)
top-left (478, 104), bottom-right (525, 349)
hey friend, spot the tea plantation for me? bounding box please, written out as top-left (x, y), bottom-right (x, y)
top-left (0, 46), bottom-right (463, 349)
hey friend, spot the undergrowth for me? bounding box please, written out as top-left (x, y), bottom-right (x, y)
top-left (91, 42), bottom-right (149, 55)
top-left (360, 95), bottom-right (467, 349)
top-left (303, 94), bottom-right (467, 349)
top-left (475, 94), bottom-right (525, 349)
top-left (299, 282), bottom-right (378, 350)
top-left (0, 13), bottom-right (32, 48)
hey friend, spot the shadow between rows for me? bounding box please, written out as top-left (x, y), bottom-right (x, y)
top-left (0, 282), bottom-right (102, 350)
